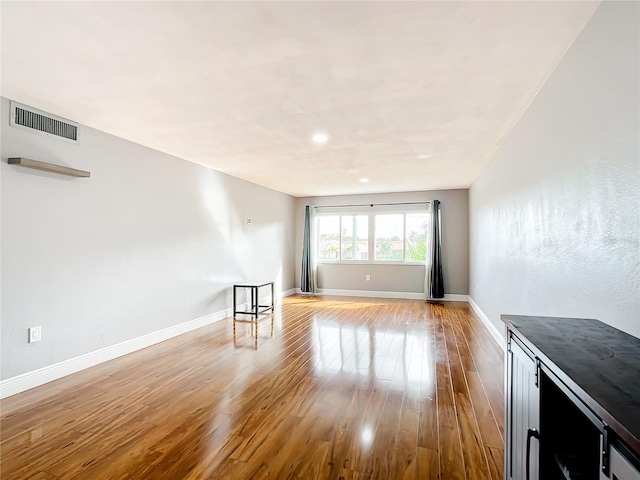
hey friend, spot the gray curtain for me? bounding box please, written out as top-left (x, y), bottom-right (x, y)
top-left (427, 200), bottom-right (445, 299)
top-left (301, 205), bottom-right (314, 294)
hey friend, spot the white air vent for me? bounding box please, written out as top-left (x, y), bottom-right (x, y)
top-left (10, 101), bottom-right (80, 144)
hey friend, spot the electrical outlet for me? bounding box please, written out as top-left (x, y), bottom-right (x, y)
top-left (247, 218), bottom-right (252, 225)
top-left (28, 326), bottom-right (42, 343)
top-left (366, 275), bottom-right (371, 281)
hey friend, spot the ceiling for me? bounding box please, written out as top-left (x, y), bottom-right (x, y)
top-left (1, 1), bottom-right (599, 197)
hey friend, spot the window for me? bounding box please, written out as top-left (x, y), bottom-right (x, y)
top-left (318, 216), bottom-right (339, 260)
top-left (375, 214), bottom-right (404, 261)
top-left (317, 209), bottom-right (428, 264)
top-left (318, 215), bottom-right (369, 261)
top-left (406, 213), bottom-right (428, 261)
top-left (340, 215), bottom-right (369, 260)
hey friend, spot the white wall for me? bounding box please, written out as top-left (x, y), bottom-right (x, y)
top-left (0, 97), bottom-right (296, 380)
top-left (469, 2), bottom-right (640, 338)
top-left (295, 189), bottom-right (469, 295)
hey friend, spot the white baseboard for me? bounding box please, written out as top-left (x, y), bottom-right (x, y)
top-left (468, 296), bottom-right (506, 350)
top-left (1, 288), bottom-right (296, 399)
top-left (434, 293), bottom-right (469, 302)
top-left (282, 288), bottom-right (296, 298)
top-left (295, 288), bottom-right (468, 302)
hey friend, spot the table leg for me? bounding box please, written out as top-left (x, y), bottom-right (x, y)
top-left (253, 286), bottom-right (258, 318)
top-left (254, 319), bottom-right (258, 349)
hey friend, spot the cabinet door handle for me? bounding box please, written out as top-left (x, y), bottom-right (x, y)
top-left (526, 428), bottom-right (540, 480)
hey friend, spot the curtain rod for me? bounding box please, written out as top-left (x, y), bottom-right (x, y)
top-left (313, 201), bottom-right (430, 209)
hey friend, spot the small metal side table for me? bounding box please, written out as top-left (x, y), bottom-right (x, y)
top-left (233, 281), bottom-right (275, 319)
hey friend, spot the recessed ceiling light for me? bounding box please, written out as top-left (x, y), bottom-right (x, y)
top-left (417, 154), bottom-right (431, 160)
top-left (312, 133), bottom-right (329, 144)
top-left (359, 178), bottom-right (369, 183)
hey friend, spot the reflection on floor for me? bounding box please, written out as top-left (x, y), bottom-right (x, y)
top-left (0, 295), bottom-right (505, 479)
top-left (233, 314), bottom-right (275, 349)
top-left (312, 319), bottom-right (433, 391)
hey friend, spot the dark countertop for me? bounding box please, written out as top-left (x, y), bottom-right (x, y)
top-left (502, 315), bottom-right (640, 455)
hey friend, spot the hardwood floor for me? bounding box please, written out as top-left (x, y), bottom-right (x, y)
top-left (0, 295), bottom-right (504, 479)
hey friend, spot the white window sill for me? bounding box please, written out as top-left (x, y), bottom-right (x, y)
top-left (317, 261), bottom-right (425, 267)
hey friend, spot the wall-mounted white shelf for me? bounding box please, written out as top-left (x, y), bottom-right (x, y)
top-left (8, 157), bottom-right (90, 178)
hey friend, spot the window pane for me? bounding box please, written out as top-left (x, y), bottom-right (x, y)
top-left (406, 213), bottom-right (428, 262)
top-left (318, 216), bottom-right (339, 260)
top-left (375, 214), bottom-right (404, 261)
top-left (341, 215), bottom-right (368, 260)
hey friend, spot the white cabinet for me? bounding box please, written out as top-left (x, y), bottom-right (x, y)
top-left (506, 337), bottom-right (540, 480)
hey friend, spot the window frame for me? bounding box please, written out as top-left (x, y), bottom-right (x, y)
top-left (339, 214), bottom-right (369, 262)
top-left (316, 209), bottom-right (429, 266)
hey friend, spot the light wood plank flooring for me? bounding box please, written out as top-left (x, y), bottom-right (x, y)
top-left (1, 296), bottom-right (504, 479)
